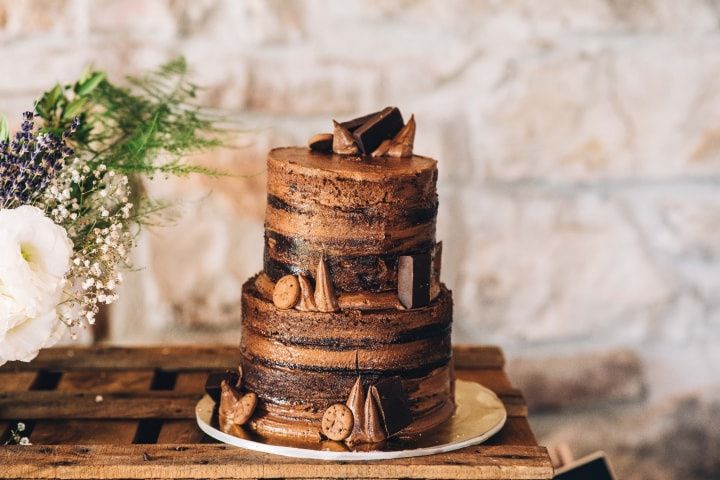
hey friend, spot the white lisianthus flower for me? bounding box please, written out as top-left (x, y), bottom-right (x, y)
top-left (0, 205), bottom-right (73, 365)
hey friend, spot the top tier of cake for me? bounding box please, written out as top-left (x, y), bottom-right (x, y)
top-left (264, 147), bottom-right (439, 293)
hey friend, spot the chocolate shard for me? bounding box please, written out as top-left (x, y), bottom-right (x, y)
top-left (353, 107), bottom-right (404, 155)
top-left (332, 120), bottom-right (359, 155)
top-left (430, 241), bottom-right (443, 301)
top-left (363, 386), bottom-right (387, 443)
top-left (371, 139), bottom-right (392, 158)
top-left (339, 110), bottom-right (382, 133)
top-left (308, 133), bottom-right (333, 153)
top-left (295, 274), bottom-right (317, 311)
top-left (345, 377), bottom-right (368, 445)
top-left (370, 377), bottom-right (413, 437)
top-left (205, 370), bottom-right (240, 403)
top-left (387, 114), bottom-right (416, 158)
top-left (314, 252), bottom-right (340, 312)
top-left (219, 379), bottom-right (241, 419)
top-left (219, 380), bottom-right (257, 428)
top-left (397, 252), bottom-right (432, 309)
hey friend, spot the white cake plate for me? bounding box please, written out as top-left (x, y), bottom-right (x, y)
top-left (195, 379), bottom-right (507, 461)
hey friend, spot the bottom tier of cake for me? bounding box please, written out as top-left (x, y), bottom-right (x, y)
top-left (238, 275), bottom-right (456, 442)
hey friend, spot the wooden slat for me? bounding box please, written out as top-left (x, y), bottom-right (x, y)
top-left (0, 391), bottom-right (200, 420)
top-left (453, 345), bottom-right (505, 369)
top-left (0, 371), bottom-right (37, 389)
top-left (485, 417), bottom-right (538, 446)
top-left (0, 346), bottom-right (239, 372)
top-left (455, 368), bottom-right (513, 392)
top-left (0, 371), bottom-right (37, 442)
top-left (0, 388), bottom-right (527, 420)
top-left (0, 444), bottom-right (554, 479)
top-left (157, 372), bottom-right (208, 444)
top-left (30, 371), bottom-right (152, 445)
top-left (1, 345), bottom-right (502, 372)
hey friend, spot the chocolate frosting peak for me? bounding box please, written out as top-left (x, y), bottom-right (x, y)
top-left (345, 377), bottom-right (367, 445)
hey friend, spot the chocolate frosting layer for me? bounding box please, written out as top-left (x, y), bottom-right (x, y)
top-left (264, 147), bottom-right (439, 292)
top-left (240, 276), bottom-right (454, 440)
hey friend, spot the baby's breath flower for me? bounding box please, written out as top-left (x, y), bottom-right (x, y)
top-left (41, 156), bottom-right (135, 330)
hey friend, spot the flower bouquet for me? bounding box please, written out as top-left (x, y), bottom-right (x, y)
top-left (0, 58), bottom-right (226, 365)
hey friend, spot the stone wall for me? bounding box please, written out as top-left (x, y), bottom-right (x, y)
top-left (1, 1), bottom-right (719, 477)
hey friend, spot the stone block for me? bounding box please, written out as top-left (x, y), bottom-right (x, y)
top-left (507, 348), bottom-right (646, 411)
top-left (441, 186), bottom-right (675, 346)
top-left (244, 55), bottom-right (382, 115)
top-left (88, 0), bottom-right (177, 38)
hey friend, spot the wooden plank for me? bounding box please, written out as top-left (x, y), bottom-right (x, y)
top-left (1, 345), bottom-right (502, 372)
top-left (157, 372), bottom-right (208, 444)
top-left (456, 368), bottom-right (513, 392)
top-left (485, 417), bottom-right (537, 446)
top-left (0, 444), bottom-right (554, 479)
top-left (0, 346), bottom-right (239, 372)
top-left (0, 371), bottom-right (37, 442)
top-left (0, 391), bottom-right (201, 420)
top-left (30, 371), bottom-right (153, 445)
top-left (0, 388), bottom-right (527, 420)
top-left (453, 345), bottom-right (505, 369)
top-left (0, 371), bottom-right (37, 389)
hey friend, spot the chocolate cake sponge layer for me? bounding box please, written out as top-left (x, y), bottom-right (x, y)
top-left (240, 278), bottom-right (454, 439)
top-left (264, 147), bottom-right (438, 293)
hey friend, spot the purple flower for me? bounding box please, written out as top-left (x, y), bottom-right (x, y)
top-left (0, 112), bottom-right (79, 208)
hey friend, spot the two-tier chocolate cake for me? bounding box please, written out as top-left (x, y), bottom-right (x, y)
top-left (215, 107), bottom-right (455, 448)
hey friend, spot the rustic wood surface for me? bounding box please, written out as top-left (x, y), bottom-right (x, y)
top-left (0, 345), bottom-right (553, 480)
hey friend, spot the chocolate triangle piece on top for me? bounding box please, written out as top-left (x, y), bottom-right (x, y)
top-left (369, 376), bottom-right (413, 437)
top-left (353, 107), bottom-right (404, 155)
top-left (387, 114), bottom-right (416, 158)
top-left (340, 110), bottom-right (382, 133)
top-left (332, 121), bottom-right (359, 155)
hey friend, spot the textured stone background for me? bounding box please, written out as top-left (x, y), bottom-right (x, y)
top-left (1, 0), bottom-right (720, 477)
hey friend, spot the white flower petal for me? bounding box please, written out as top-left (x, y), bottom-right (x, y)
top-left (0, 206), bottom-right (73, 365)
top-left (0, 309), bottom-right (58, 364)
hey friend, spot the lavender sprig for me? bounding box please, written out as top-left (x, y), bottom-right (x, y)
top-left (0, 112), bottom-right (78, 209)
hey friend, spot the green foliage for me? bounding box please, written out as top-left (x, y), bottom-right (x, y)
top-left (34, 57), bottom-right (230, 226)
top-left (35, 57), bottom-right (225, 178)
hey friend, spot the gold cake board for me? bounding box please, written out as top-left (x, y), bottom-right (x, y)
top-left (195, 379), bottom-right (507, 461)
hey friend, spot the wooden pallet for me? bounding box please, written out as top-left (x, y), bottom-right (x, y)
top-left (0, 345), bottom-right (553, 480)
